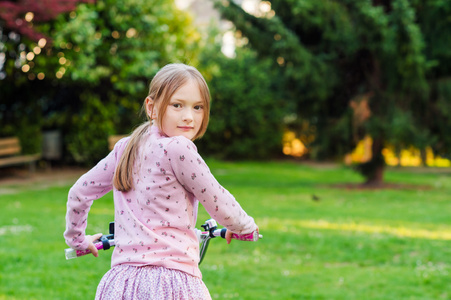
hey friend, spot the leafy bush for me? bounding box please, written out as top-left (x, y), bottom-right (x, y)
top-left (66, 92), bottom-right (114, 165)
top-left (198, 48), bottom-right (285, 159)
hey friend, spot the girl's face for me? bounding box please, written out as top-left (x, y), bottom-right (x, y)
top-left (148, 79), bottom-right (205, 140)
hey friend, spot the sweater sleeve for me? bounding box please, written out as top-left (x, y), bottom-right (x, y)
top-left (64, 139), bottom-right (125, 250)
top-left (166, 137), bottom-right (257, 234)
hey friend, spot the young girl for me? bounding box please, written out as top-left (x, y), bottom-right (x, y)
top-left (64, 63), bottom-right (258, 299)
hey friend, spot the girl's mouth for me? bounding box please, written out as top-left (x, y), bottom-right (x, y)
top-left (178, 126), bottom-right (193, 131)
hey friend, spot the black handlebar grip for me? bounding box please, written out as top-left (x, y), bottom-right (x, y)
top-left (109, 222), bottom-right (115, 235)
top-left (220, 228), bottom-right (227, 239)
top-left (101, 236), bottom-right (110, 250)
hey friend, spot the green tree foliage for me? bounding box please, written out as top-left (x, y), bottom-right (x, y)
top-left (214, 0), bottom-right (451, 184)
top-left (0, 0), bottom-right (201, 164)
top-left (0, 0), bottom-right (92, 153)
top-left (50, 0), bottom-right (201, 164)
top-left (197, 40), bottom-right (285, 159)
top-left (0, 0), bottom-right (93, 41)
top-left (410, 0), bottom-right (451, 160)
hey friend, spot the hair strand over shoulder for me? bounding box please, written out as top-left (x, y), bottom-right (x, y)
top-left (113, 122), bottom-right (149, 192)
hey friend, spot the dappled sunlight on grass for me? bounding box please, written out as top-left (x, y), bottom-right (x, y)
top-left (259, 217), bottom-right (451, 240)
top-left (0, 224), bottom-right (33, 236)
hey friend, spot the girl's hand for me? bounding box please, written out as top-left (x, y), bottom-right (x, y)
top-left (86, 233), bottom-right (103, 257)
top-left (225, 230), bottom-right (233, 244)
top-left (225, 227), bottom-right (260, 244)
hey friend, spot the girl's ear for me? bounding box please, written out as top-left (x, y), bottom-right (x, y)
top-left (145, 97), bottom-right (158, 119)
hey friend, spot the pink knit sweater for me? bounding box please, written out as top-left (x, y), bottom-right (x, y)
top-left (64, 125), bottom-right (257, 278)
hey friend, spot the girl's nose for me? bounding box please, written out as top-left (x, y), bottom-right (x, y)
top-left (182, 109), bottom-right (193, 122)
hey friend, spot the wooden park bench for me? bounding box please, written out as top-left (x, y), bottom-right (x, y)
top-left (0, 137), bottom-right (41, 172)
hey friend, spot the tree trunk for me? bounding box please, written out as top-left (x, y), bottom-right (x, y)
top-left (364, 164), bottom-right (384, 186)
top-left (420, 148), bottom-right (428, 167)
top-left (363, 137), bottom-right (385, 186)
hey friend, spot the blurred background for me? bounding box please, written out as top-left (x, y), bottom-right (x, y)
top-left (1, 0), bottom-right (451, 185)
top-left (1, 2), bottom-right (451, 299)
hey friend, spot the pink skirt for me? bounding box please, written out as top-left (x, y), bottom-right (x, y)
top-left (95, 265), bottom-right (211, 300)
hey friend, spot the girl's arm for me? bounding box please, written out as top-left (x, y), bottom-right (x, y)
top-left (167, 137), bottom-right (257, 235)
top-left (64, 146), bottom-right (120, 250)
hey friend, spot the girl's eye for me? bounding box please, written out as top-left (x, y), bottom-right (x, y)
top-left (194, 105), bottom-right (203, 111)
top-left (172, 103), bottom-right (182, 108)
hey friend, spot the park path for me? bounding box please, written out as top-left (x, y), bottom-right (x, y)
top-left (0, 166), bottom-right (88, 195)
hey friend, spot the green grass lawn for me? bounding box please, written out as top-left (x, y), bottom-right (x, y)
top-left (0, 161), bottom-right (450, 299)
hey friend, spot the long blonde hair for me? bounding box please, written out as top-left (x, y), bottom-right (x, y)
top-left (113, 64), bottom-right (210, 192)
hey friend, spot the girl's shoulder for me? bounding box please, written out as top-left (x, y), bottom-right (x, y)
top-left (116, 136), bottom-right (131, 148)
top-left (162, 135), bottom-right (198, 156)
top-left (112, 136), bottom-right (131, 157)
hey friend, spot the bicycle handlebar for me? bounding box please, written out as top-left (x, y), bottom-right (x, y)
top-left (64, 232), bottom-right (115, 260)
top-left (199, 227), bottom-right (262, 241)
top-left (64, 219), bottom-right (262, 261)
top-left (65, 238), bottom-right (115, 259)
